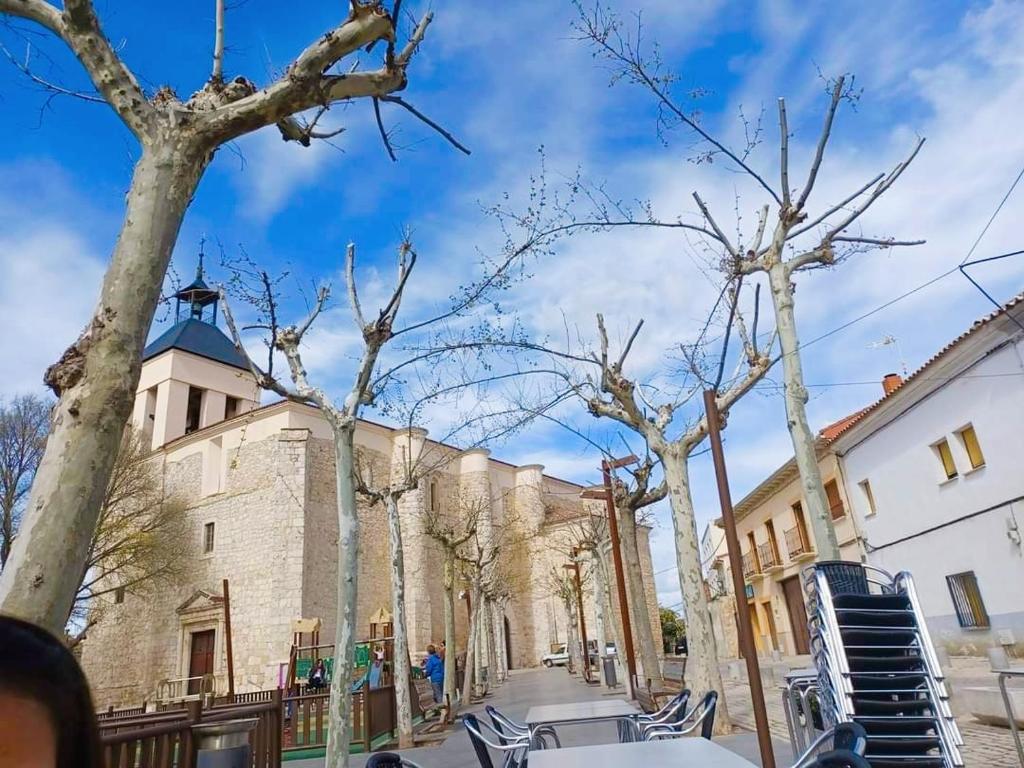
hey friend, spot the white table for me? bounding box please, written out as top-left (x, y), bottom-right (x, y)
top-left (524, 699), bottom-right (640, 748)
top-left (526, 737), bottom-right (760, 767)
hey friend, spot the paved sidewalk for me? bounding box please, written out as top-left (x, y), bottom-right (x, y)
top-left (721, 658), bottom-right (1022, 767)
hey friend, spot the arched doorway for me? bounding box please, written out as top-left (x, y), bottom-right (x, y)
top-left (504, 616), bottom-right (513, 670)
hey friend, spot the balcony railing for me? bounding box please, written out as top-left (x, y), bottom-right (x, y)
top-left (757, 541), bottom-right (780, 570)
top-left (785, 526), bottom-right (812, 559)
top-left (741, 551), bottom-right (759, 578)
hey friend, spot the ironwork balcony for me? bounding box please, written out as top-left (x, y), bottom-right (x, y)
top-left (741, 551), bottom-right (759, 578)
top-left (757, 541), bottom-right (782, 572)
top-left (785, 526), bottom-right (814, 561)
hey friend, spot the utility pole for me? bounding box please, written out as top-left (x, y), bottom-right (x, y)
top-left (703, 389), bottom-right (775, 768)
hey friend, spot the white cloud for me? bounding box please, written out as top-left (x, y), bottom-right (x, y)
top-left (0, 163), bottom-right (107, 398)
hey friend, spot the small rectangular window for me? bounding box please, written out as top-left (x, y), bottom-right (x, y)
top-left (859, 479), bottom-right (877, 516)
top-left (225, 396), bottom-right (240, 420)
top-left (957, 425), bottom-right (985, 469)
top-left (204, 522), bottom-right (215, 553)
top-left (186, 386), bottom-right (204, 434)
top-left (824, 479), bottom-right (845, 519)
top-left (946, 571), bottom-right (990, 628)
top-left (114, 587), bottom-right (125, 604)
top-left (429, 479), bottom-right (440, 513)
top-left (933, 438), bottom-right (958, 480)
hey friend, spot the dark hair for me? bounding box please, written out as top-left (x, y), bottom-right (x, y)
top-left (0, 616), bottom-right (103, 768)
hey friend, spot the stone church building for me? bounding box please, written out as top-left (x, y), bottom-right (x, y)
top-left (79, 268), bottom-right (662, 707)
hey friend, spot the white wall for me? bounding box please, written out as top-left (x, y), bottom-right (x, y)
top-left (839, 336), bottom-right (1024, 653)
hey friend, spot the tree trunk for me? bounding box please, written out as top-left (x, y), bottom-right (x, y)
top-left (662, 450), bottom-right (732, 734)
top-left (461, 581), bottom-right (481, 704)
top-left (618, 507), bottom-right (661, 685)
top-left (591, 552), bottom-right (608, 685)
top-left (766, 261), bottom-right (840, 560)
top-left (442, 551), bottom-right (458, 718)
top-left (488, 598), bottom-right (502, 683)
top-left (483, 595), bottom-right (497, 690)
top-left (563, 594), bottom-right (582, 674)
top-left (0, 144), bottom-right (207, 633)
top-left (326, 425), bottom-right (360, 768)
top-left (384, 494), bottom-right (414, 749)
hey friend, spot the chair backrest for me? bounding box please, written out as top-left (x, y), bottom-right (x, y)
top-left (697, 690), bottom-right (718, 739)
top-left (804, 749), bottom-right (872, 767)
top-left (815, 561), bottom-right (870, 596)
top-left (831, 722), bottom-right (867, 755)
top-left (484, 705), bottom-right (511, 746)
top-left (670, 689), bottom-right (691, 723)
top-left (365, 754), bottom-right (404, 767)
top-left (463, 714), bottom-right (495, 768)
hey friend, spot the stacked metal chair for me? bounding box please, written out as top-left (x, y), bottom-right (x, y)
top-left (804, 561), bottom-right (965, 767)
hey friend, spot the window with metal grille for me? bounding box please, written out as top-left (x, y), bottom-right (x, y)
top-left (114, 587), bottom-right (125, 604)
top-left (946, 571), bottom-right (989, 628)
top-left (956, 425), bottom-right (985, 469)
top-left (204, 522), bottom-right (215, 554)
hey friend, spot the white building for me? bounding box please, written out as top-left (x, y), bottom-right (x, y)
top-left (831, 293), bottom-right (1024, 656)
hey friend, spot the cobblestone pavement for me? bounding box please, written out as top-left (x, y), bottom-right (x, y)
top-left (722, 671), bottom-right (1021, 767)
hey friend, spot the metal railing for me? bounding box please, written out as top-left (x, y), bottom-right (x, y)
top-left (785, 526), bottom-right (812, 558)
top-left (757, 541), bottom-right (780, 570)
top-left (996, 669), bottom-right (1024, 766)
top-left (741, 551), bottom-right (759, 578)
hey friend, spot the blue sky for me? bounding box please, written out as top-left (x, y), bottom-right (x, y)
top-left (3, 0), bottom-right (1024, 613)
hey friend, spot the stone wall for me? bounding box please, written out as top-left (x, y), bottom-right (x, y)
top-left (80, 431), bottom-right (307, 706)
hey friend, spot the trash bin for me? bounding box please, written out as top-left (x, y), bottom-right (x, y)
top-left (602, 656), bottom-right (617, 688)
top-left (193, 718), bottom-right (259, 768)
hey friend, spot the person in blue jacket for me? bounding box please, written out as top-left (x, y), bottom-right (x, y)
top-left (423, 644), bottom-right (445, 703)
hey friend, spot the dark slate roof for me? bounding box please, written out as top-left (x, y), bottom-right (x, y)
top-left (142, 319), bottom-right (248, 370)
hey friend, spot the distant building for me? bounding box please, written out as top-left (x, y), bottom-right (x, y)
top-left (831, 293), bottom-right (1024, 657)
top-left (78, 261), bottom-right (662, 707)
top-left (708, 411), bottom-right (866, 659)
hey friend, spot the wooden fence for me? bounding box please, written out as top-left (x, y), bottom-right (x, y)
top-left (99, 691), bottom-right (282, 768)
top-left (282, 683), bottom-right (397, 753)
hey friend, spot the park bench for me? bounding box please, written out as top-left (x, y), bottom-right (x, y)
top-left (413, 677), bottom-right (450, 722)
top-left (633, 658), bottom-right (687, 713)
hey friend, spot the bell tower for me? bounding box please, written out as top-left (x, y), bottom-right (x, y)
top-left (133, 247), bottom-right (259, 449)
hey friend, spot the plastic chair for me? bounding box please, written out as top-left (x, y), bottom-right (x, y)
top-left (643, 690), bottom-right (717, 741)
top-left (463, 713), bottom-right (529, 768)
top-left (791, 723), bottom-right (868, 768)
top-left (365, 754), bottom-right (424, 768)
top-left (486, 704), bottom-right (561, 748)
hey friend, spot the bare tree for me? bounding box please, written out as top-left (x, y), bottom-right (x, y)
top-left (547, 565), bottom-right (584, 674)
top-left (610, 456), bottom-right (666, 686)
top-left (0, 394), bottom-right (49, 567)
top-left (422, 490), bottom-right (482, 719)
top-left (573, 3), bottom-right (925, 560)
top-left (70, 429), bottom-right (191, 645)
top-left (0, 0), bottom-right (458, 632)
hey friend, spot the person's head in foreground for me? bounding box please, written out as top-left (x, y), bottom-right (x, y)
top-left (0, 616), bottom-right (102, 768)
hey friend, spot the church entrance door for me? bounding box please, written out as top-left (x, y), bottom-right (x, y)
top-left (188, 629), bottom-right (215, 695)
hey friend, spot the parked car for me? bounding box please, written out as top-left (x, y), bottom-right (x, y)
top-left (541, 641), bottom-right (617, 668)
top-left (541, 643), bottom-right (569, 667)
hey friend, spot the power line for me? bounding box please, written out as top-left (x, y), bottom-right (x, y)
top-left (960, 162), bottom-right (1024, 265)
